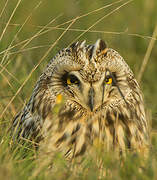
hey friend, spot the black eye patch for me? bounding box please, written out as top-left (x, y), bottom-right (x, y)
top-left (62, 73), bottom-right (79, 86)
top-left (67, 75), bottom-right (79, 85)
top-left (105, 71), bottom-right (117, 86)
top-left (110, 72), bottom-right (117, 86)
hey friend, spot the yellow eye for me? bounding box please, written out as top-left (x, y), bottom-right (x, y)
top-left (66, 75), bottom-right (79, 85)
top-left (67, 78), bottom-right (72, 85)
top-left (105, 77), bottom-right (112, 85)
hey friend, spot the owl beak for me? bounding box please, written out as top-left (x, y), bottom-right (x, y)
top-left (88, 87), bottom-right (94, 112)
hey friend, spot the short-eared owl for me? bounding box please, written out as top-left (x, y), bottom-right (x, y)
top-left (12, 39), bottom-right (149, 158)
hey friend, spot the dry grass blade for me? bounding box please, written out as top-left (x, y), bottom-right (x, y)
top-left (0, 64), bottom-right (20, 84)
top-left (1, 1), bottom-right (42, 65)
top-left (0, 45), bottom-right (51, 56)
top-left (0, 18), bottom-right (77, 119)
top-left (0, 0), bottom-right (22, 44)
top-left (19, 137), bottom-right (40, 146)
top-left (0, 72), bottom-right (14, 89)
top-left (0, 8), bottom-right (61, 77)
top-left (20, 14), bottom-right (63, 50)
top-left (137, 24), bottom-right (157, 82)
top-left (0, 14), bottom-right (62, 57)
top-left (0, 61), bottom-right (11, 76)
top-left (41, 0), bottom-right (124, 28)
top-left (1, 29), bottom-right (157, 57)
top-left (23, 26), bottom-right (157, 42)
top-left (70, 0), bottom-right (133, 44)
top-left (0, 0), bottom-right (9, 19)
top-left (0, 0), bottom-right (123, 29)
top-left (40, 27), bottom-right (128, 34)
top-left (0, 0), bottom-right (123, 56)
top-left (128, 32), bottom-right (157, 41)
top-left (0, 67), bottom-right (25, 106)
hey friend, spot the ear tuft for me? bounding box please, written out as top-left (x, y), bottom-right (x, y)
top-left (70, 40), bottom-right (86, 53)
top-left (80, 40), bottom-right (86, 48)
top-left (70, 41), bottom-right (79, 52)
top-left (92, 39), bottom-right (107, 57)
top-left (98, 39), bottom-right (107, 51)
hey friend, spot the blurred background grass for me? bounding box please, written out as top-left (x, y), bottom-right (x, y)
top-left (0, 0), bottom-right (157, 179)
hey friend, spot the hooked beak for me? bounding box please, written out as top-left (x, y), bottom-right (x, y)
top-left (88, 87), bottom-right (94, 112)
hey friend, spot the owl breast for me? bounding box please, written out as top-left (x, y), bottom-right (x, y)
top-left (40, 96), bottom-right (149, 159)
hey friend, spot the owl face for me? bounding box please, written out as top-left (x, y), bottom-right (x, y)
top-left (58, 69), bottom-right (119, 112)
top-left (45, 39), bottom-right (133, 113)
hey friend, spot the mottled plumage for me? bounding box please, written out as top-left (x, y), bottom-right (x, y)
top-left (12, 39), bottom-right (149, 158)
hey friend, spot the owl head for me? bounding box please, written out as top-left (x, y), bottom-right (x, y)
top-left (34, 39), bottom-right (142, 117)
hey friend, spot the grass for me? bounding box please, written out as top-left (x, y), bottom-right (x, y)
top-left (0, 0), bottom-right (157, 179)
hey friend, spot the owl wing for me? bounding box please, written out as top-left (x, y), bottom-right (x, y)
top-left (11, 103), bottom-right (43, 143)
top-left (11, 72), bottom-right (58, 141)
